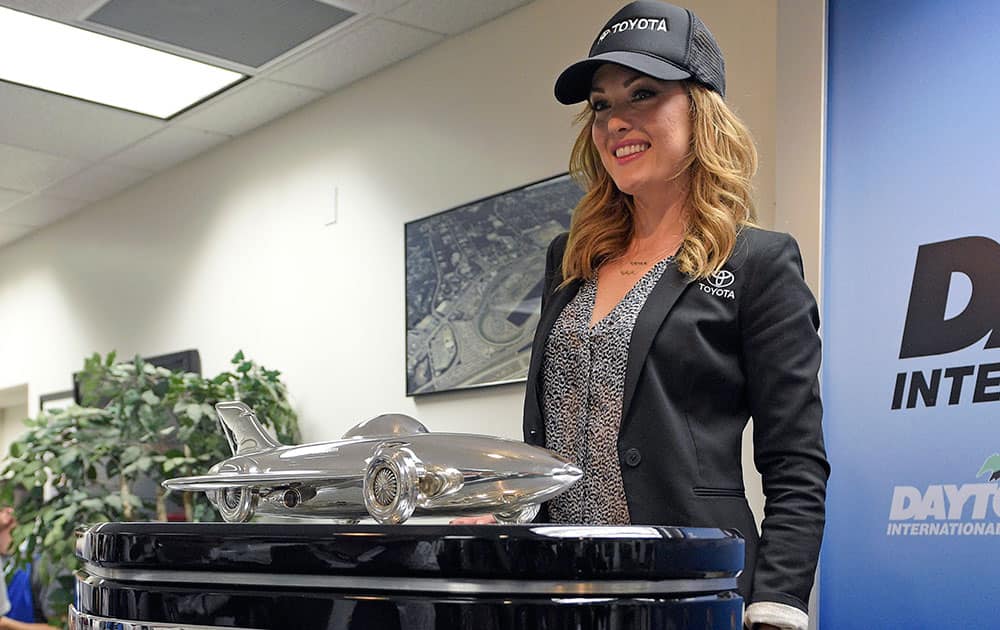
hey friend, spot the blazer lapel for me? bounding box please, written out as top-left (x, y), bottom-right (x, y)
top-left (620, 264), bottom-right (693, 428)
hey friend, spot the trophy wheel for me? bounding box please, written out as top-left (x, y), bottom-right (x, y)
top-left (363, 445), bottom-right (422, 524)
top-left (213, 486), bottom-right (258, 523)
top-left (493, 503), bottom-right (540, 524)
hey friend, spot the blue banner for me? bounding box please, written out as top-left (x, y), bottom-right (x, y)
top-left (822, 1), bottom-right (1000, 627)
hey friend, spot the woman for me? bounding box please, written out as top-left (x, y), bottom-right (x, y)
top-left (460, 2), bottom-right (828, 629)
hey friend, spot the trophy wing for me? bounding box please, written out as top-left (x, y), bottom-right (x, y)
top-left (163, 471), bottom-right (360, 492)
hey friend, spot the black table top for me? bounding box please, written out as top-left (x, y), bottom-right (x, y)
top-left (77, 522), bottom-right (744, 581)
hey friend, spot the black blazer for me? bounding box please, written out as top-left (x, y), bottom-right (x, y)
top-left (523, 226), bottom-right (829, 613)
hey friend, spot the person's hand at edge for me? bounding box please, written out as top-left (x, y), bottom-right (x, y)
top-left (449, 515), bottom-right (497, 525)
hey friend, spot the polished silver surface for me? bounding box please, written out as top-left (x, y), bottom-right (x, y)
top-left (70, 605), bottom-right (264, 630)
top-left (342, 413), bottom-right (430, 439)
top-left (80, 563), bottom-right (738, 595)
top-left (164, 401), bottom-right (582, 524)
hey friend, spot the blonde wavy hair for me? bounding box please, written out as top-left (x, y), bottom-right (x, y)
top-left (561, 81), bottom-right (758, 283)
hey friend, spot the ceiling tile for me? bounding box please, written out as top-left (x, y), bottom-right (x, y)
top-left (0, 1), bottom-right (98, 21)
top-left (318, 0), bottom-right (410, 14)
top-left (0, 193), bottom-right (88, 228)
top-left (387, 0), bottom-right (531, 35)
top-left (0, 143), bottom-right (87, 192)
top-left (0, 223), bottom-right (33, 248)
top-left (106, 126), bottom-right (232, 172)
top-left (0, 82), bottom-right (165, 161)
top-left (269, 17), bottom-right (443, 91)
top-left (177, 80), bottom-right (326, 136)
top-left (86, 0), bottom-right (355, 68)
top-left (44, 163), bottom-right (153, 202)
top-left (0, 186), bottom-right (28, 211)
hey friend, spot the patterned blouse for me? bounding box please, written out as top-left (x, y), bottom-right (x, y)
top-left (542, 257), bottom-right (673, 525)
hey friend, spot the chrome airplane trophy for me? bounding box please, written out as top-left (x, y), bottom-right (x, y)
top-left (164, 401), bottom-right (582, 525)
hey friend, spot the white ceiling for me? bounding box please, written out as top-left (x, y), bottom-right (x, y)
top-left (0, 0), bottom-right (533, 248)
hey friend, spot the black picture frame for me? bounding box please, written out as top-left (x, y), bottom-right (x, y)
top-left (405, 173), bottom-right (582, 396)
top-left (39, 390), bottom-right (75, 413)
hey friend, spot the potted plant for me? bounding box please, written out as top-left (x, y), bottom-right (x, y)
top-left (0, 350), bottom-right (300, 626)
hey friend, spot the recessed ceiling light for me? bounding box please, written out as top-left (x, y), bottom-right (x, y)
top-left (0, 6), bottom-right (245, 119)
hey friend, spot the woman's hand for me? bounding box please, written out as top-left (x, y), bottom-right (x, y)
top-left (449, 514), bottom-right (497, 525)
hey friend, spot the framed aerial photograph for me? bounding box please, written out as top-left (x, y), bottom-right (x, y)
top-left (405, 173), bottom-right (582, 395)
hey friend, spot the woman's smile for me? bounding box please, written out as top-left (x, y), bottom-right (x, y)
top-left (613, 140), bottom-right (651, 163)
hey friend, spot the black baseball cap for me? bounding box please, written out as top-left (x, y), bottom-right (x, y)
top-left (554, 0), bottom-right (725, 104)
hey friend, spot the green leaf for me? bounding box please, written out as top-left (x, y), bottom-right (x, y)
top-left (152, 379), bottom-right (170, 397)
top-left (141, 390), bottom-right (160, 405)
top-left (232, 350), bottom-right (245, 362)
top-left (185, 403), bottom-right (203, 422)
top-left (43, 528), bottom-right (63, 548)
top-left (163, 457), bottom-right (191, 473)
top-left (178, 424), bottom-right (197, 442)
top-left (121, 445), bottom-right (143, 464)
top-left (59, 448), bottom-right (80, 467)
top-left (80, 498), bottom-right (103, 511)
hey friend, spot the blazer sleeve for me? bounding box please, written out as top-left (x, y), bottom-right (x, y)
top-left (740, 232), bottom-right (830, 612)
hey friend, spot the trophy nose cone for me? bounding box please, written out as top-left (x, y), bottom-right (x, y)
top-left (557, 462), bottom-right (583, 486)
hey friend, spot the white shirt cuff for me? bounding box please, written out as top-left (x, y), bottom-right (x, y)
top-left (0, 557), bottom-right (9, 615)
top-left (744, 601), bottom-right (809, 630)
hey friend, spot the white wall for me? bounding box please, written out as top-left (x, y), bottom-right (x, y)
top-left (777, 0), bottom-right (826, 296)
top-left (0, 403), bottom-right (27, 454)
top-left (0, 384), bottom-right (28, 458)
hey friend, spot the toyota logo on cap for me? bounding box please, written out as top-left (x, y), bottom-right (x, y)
top-left (707, 270), bottom-right (735, 288)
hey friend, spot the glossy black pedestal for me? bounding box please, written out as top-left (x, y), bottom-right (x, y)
top-left (72, 522), bottom-right (744, 630)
